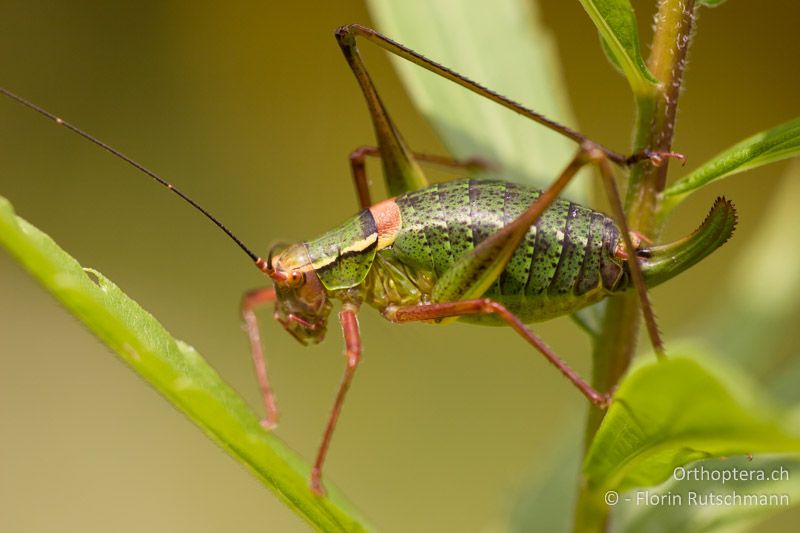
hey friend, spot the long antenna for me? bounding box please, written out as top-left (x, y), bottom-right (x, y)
top-left (0, 86), bottom-right (262, 264)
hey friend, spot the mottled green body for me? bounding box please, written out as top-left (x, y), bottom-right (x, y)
top-left (391, 180), bottom-right (627, 323)
top-left (306, 210), bottom-right (378, 290)
top-left (304, 179), bottom-right (627, 325)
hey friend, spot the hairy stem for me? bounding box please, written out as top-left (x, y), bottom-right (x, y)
top-left (628, 0), bottom-right (698, 222)
top-left (575, 1), bottom-right (698, 531)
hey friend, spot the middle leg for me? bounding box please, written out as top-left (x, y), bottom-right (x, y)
top-left (348, 144), bottom-right (489, 208)
top-left (385, 299), bottom-right (610, 407)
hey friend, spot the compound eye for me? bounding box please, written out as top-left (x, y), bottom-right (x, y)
top-left (287, 270), bottom-right (305, 288)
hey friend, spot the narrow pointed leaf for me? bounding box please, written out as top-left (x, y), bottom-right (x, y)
top-left (699, 0), bottom-right (729, 7)
top-left (367, 0), bottom-right (583, 199)
top-left (577, 0), bottom-right (658, 94)
top-left (663, 117), bottom-right (800, 204)
top-left (584, 356), bottom-right (800, 497)
top-left (0, 196), bottom-right (370, 532)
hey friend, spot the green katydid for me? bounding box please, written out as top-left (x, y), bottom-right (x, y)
top-left (0, 24), bottom-right (736, 496)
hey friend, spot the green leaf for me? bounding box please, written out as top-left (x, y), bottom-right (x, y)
top-left (583, 356), bottom-right (800, 504)
top-left (367, 0), bottom-right (584, 200)
top-left (662, 117), bottom-right (800, 205)
top-left (698, 0), bottom-right (728, 7)
top-left (0, 195), bottom-right (370, 532)
top-left (611, 166), bottom-right (800, 532)
top-left (598, 35), bottom-right (625, 77)
top-left (614, 456), bottom-right (800, 533)
top-left (577, 0), bottom-right (658, 95)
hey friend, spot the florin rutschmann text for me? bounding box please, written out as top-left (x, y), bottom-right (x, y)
top-left (603, 464), bottom-right (793, 508)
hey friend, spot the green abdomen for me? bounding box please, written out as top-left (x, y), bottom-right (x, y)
top-left (390, 179), bottom-right (627, 322)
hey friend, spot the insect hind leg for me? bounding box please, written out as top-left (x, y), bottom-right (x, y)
top-left (590, 151), bottom-right (665, 358)
top-left (430, 146), bottom-right (594, 306)
top-left (336, 24), bottom-right (629, 166)
top-left (424, 142), bottom-right (666, 358)
top-left (336, 27), bottom-right (429, 198)
top-left (337, 24), bottom-right (668, 356)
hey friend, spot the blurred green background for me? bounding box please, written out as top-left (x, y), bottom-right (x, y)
top-left (1, 1), bottom-right (798, 531)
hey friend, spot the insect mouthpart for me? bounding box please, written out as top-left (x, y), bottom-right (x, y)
top-left (274, 310), bottom-right (328, 346)
top-left (268, 242), bottom-right (332, 346)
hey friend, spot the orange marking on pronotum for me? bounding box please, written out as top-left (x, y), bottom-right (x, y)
top-left (369, 198), bottom-right (402, 249)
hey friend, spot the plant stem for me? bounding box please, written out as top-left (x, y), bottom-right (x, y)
top-left (629, 0), bottom-right (698, 223)
top-left (574, 1), bottom-right (698, 531)
top-left (583, 292), bottom-right (640, 445)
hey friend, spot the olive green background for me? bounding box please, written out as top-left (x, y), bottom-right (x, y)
top-left (0, 1), bottom-right (797, 531)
